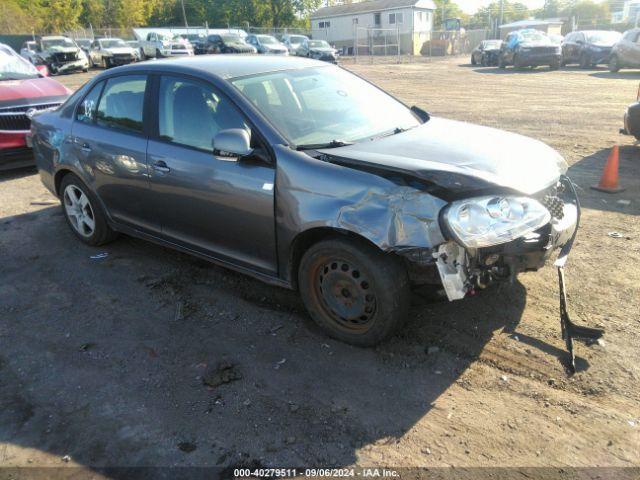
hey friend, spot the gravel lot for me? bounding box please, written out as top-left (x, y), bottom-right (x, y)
top-left (1, 57), bottom-right (639, 477)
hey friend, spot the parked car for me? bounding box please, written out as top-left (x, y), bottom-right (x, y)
top-left (139, 32), bottom-right (194, 58)
top-left (0, 43), bottom-right (70, 170)
top-left (471, 39), bottom-right (502, 66)
top-left (281, 34), bottom-right (308, 55)
top-left (297, 39), bottom-right (338, 63)
top-left (89, 38), bottom-right (138, 68)
top-left (181, 34), bottom-right (207, 55)
top-left (75, 38), bottom-right (93, 57)
top-left (19, 41), bottom-right (40, 64)
top-left (609, 28), bottom-right (640, 72)
top-left (21, 36), bottom-right (90, 75)
top-left (245, 35), bottom-right (288, 55)
top-left (126, 40), bottom-right (144, 61)
top-left (562, 30), bottom-right (621, 68)
top-left (499, 29), bottom-right (561, 70)
top-left (621, 83), bottom-right (640, 140)
top-left (30, 56), bottom-right (588, 352)
top-left (204, 33), bottom-right (256, 54)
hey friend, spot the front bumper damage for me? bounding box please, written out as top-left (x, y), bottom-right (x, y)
top-left (432, 176), bottom-right (603, 371)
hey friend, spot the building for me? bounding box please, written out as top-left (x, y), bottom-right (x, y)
top-left (310, 0), bottom-right (436, 55)
top-left (498, 19), bottom-right (564, 39)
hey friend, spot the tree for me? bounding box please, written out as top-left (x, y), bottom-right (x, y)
top-left (40, 0), bottom-right (82, 32)
top-left (470, 0), bottom-right (530, 29)
top-left (0, 0), bottom-right (34, 33)
top-left (79, 0), bottom-right (105, 28)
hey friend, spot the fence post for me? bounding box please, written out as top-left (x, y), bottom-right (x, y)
top-left (397, 26), bottom-right (400, 63)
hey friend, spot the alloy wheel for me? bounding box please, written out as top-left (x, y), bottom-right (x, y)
top-left (63, 184), bottom-right (96, 238)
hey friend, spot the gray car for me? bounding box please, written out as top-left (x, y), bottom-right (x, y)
top-left (609, 28), bottom-right (640, 72)
top-left (29, 56), bottom-right (601, 360)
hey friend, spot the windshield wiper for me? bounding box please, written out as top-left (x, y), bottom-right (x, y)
top-left (368, 126), bottom-right (414, 141)
top-left (296, 139), bottom-right (354, 151)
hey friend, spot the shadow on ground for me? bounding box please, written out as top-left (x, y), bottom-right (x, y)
top-left (0, 203), bottom-right (568, 477)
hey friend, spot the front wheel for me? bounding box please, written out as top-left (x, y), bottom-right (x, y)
top-left (471, 54), bottom-right (476, 65)
top-left (60, 174), bottom-right (118, 246)
top-left (609, 55), bottom-right (621, 72)
top-left (298, 237), bottom-right (411, 346)
top-left (579, 53), bottom-right (590, 69)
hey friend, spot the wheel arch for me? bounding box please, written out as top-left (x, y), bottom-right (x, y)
top-left (54, 168), bottom-right (75, 196)
top-left (287, 227), bottom-right (384, 291)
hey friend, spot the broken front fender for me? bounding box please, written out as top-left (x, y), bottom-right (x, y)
top-left (274, 146), bottom-right (447, 283)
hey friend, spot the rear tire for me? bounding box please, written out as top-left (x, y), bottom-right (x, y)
top-left (471, 55), bottom-right (476, 65)
top-left (59, 173), bottom-right (118, 246)
top-left (298, 237), bottom-right (411, 347)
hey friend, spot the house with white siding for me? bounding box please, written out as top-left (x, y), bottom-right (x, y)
top-left (311, 0), bottom-right (436, 55)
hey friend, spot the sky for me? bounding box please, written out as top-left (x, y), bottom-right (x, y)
top-left (455, 0), bottom-right (546, 14)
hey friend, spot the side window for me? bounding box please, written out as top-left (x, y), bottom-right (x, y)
top-left (96, 75), bottom-right (147, 133)
top-left (76, 81), bottom-right (104, 124)
top-left (158, 76), bottom-right (249, 152)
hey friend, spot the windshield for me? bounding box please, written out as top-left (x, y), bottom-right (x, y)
top-left (519, 30), bottom-right (548, 43)
top-left (221, 34), bottom-right (242, 42)
top-left (232, 66), bottom-right (420, 146)
top-left (289, 36), bottom-right (306, 44)
top-left (587, 31), bottom-right (621, 44)
top-left (258, 35), bottom-right (278, 45)
top-left (76, 39), bottom-right (91, 48)
top-left (100, 39), bottom-right (127, 48)
top-left (309, 40), bottom-right (330, 48)
top-left (42, 38), bottom-right (76, 49)
top-left (0, 47), bottom-right (40, 80)
top-left (483, 40), bottom-right (501, 49)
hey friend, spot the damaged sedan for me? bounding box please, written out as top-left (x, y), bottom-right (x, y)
top-left (30, 56), bottom-right (601, 368)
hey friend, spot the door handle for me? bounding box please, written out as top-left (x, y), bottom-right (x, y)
top-left (152, 160), bottom-right (170, 173)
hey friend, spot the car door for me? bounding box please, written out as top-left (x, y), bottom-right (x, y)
top-left (632, 31), bottom-right (640, 67)
top-left (146, 74), bottom-right (277, 273)
top-left (71, 74), bottom-right (158, 233)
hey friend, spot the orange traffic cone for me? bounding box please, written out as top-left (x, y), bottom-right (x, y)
top-left (591, 145), bottom-right (625, 193)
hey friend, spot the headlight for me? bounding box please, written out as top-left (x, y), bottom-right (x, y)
top-left (444, 196), bottom-right (551, 248)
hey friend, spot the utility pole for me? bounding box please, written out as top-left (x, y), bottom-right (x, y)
top-left (499, 0), bottom-right (504, 30)
top-left (180, 0), bottom-right (188, 28)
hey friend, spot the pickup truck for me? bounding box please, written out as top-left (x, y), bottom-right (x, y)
top-left (139, 32), bottom-right (194, 58)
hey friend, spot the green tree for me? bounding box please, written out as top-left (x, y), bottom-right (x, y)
top-left (0, 0), bottom-right (34, 33)
top-left (79, 0), bottom-right (105, 28)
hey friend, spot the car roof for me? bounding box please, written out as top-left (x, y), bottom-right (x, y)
top-left (40, 36), bottom-right (68, 40)
top-left (110, 55), bottom-right (329, 79)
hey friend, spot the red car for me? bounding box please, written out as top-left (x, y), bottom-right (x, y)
top-left (0, 43), bottom-right (70, 171)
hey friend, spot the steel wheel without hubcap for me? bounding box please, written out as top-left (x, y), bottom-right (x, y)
top-left (63, 184), bottom-right (95, 238)
top-left (314, 257), bottom-right (377, 333)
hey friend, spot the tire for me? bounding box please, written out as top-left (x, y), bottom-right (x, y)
top-left (498, 56), bottom-right (506, 69)
top-left (471, 55), bottom-right (476, 65)
top-left (156, 48), bottom-right (162, 58)
top-left (579, 53), bottom-right (590, 69)
top-left (481, 54), bottom-right (487, 67)
top-left (298, 237), bottom-right (411, 347)
top-left (59, 173), bottom-right (118, 246)
top-left (609, 55), bottom-right (620, 72)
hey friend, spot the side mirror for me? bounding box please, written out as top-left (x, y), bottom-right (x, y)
top-left (213, 129), bottom-right (252, 161)
top-left (410, 105), bottom-right (430, 123)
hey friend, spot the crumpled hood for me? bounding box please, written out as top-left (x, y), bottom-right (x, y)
top-left (45, 46), bottom-right (78, 54)
top-left (320, 117), bottom-right (567, 196)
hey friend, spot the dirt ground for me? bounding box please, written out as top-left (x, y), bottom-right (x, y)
top-left (1, 57), bottom-right (639, 477)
